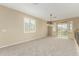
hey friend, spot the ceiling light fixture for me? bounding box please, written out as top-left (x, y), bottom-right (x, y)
top-left (47, 13), bottom-right (53, 24)
top-left (33, 3), bottom-right (39, 5)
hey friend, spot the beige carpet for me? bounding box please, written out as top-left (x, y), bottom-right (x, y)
top-left (0, 37), bottom-right (78, 56)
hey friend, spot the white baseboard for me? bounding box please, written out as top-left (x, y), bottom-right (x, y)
top-left (0, 35), bottom-right (47, 49)
top-left (73, 38), bottom-right (79, 55)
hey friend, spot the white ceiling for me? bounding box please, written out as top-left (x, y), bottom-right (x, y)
top-left (0, 3), bottom-right (79, 21)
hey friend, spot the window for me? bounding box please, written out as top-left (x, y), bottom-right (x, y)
top-left (69, 21), bottom-right (73, 31)
top-left (24, 17), bottom-right (36, 33)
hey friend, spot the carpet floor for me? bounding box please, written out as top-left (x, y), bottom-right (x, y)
top-left (0, 37), bottom-right (78, 56)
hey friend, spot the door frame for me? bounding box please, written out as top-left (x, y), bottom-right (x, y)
top-left (56, 21), bottom-right (72, 39)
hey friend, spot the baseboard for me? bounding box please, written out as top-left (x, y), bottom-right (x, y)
top-left (0, 35), bottom-right (47, 49)
top-left (73, 38), bottom-right (79, 55)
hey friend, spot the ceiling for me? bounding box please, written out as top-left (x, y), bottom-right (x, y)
top-left (0, 3), bottom-right (79, 21)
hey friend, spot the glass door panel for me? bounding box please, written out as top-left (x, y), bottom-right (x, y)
top-left (57, 23), bottom-right (69, 39)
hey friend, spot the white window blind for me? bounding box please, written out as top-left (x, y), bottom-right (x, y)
top-left (24, 17), bottom-right (36, 33)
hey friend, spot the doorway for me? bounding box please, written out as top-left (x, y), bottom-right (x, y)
top-left (57, 23), bottom-right (69, 39)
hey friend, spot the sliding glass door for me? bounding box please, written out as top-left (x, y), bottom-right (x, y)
top-left (57, 23), bottom-right (69, 39)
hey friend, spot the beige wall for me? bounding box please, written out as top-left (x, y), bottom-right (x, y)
top-left (0, 6), bottom-right (47, 48)
top-left (72, 18), bottom-right (79, 31)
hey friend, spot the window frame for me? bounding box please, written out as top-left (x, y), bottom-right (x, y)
top-left (24, 17), bottom-right (36, 33)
